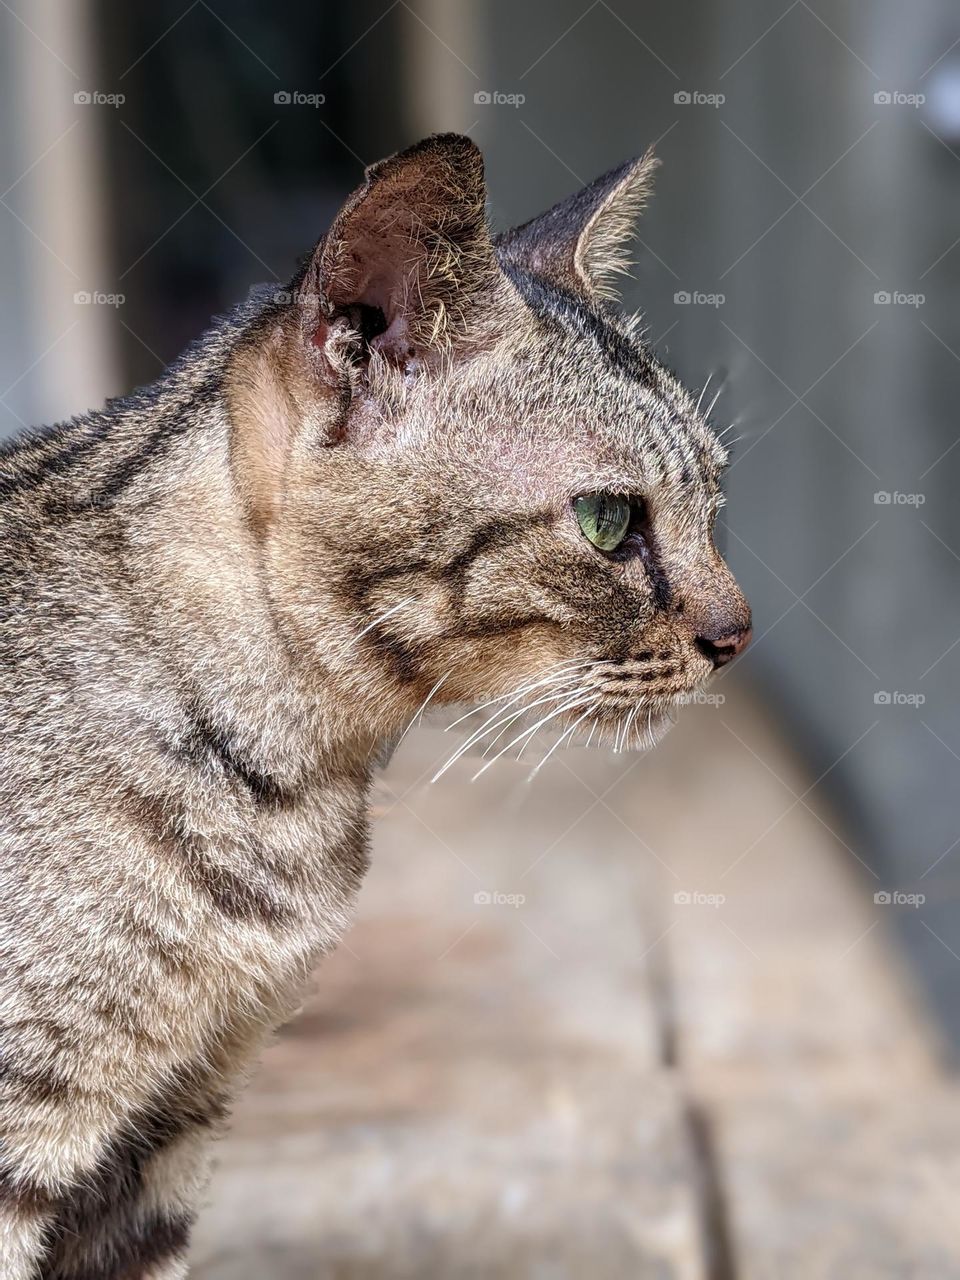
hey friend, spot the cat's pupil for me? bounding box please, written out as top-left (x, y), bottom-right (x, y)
top-left (574, 493), bottom-right (633, 552)
top-left (596, 497), bottom-right (623, 535)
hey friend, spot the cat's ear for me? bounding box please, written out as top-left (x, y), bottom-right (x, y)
top-left (306, 132), bottom-right (496, 367)
top-left (497, 147), bottom-right (659, 301)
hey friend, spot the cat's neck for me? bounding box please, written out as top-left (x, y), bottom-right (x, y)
top-left (115, 397), bottom-right (380, 792)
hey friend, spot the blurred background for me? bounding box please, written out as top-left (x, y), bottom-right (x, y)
top-left (2, 1), bottom-right (960, 1275)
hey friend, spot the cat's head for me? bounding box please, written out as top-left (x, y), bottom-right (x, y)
top-left (226, 133), bottom-right (750, 750)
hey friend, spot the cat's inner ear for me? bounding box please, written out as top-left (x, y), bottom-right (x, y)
top-left (497, 147), bottom-right (659, 301)
top-left (226, 134), bottom-right (496, 536)
top-left (309, 132), bottom-right (496, 370)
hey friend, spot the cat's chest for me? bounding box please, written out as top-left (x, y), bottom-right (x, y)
top-left (172, 771), bottom-right (372, 1027)
top-left (227, 765), bottom-right (372, 925)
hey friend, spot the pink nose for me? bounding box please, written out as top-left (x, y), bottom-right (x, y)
top-left (696, 625), bottom-right (752, 669)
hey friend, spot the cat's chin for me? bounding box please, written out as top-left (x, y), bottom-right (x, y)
top-left (572, 703), bottom-right (677, 755)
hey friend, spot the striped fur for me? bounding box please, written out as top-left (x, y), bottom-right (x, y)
top-left (0, 134), bottom-right (747, 1276)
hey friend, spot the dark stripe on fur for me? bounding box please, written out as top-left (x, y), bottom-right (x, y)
top-left (440, 510), bottom-right (554, 601)
top-left (0, 379), bottom-right (215, 510)
top-left (0, 1052), bottom-right (72, 1105)
top-left (37, 1062), bottom-right (225, 1278)
top-left (350, 556), bottom-right (433, 598)
top-left (77, 380), bottom-right (220, 510)
top-left (501, 262), bottom-right (702, 481)
top-left (364, 627), bottom-right (424, 686)
top-left (451, 612), bottom-right (553, 642)
top-left (39, 1212), bottom-right (192, 1280)
top-left (180, 833), bottom-right (289, 925)
top-left (0, 1160), bottom-right (55, 1216)
top-left (635, 525), bottom-right (672, 612)
top-left (184, 701), bottom-right (290, 808)
top-left (123, 787), bottom-right (290, 926)
top-left (499, 261), bottom-right (649, 381)
top-left (0, 422), bottom-right (107, 500)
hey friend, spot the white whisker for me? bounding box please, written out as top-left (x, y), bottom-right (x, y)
top-left (529, 701), bottom-right (599, 778)
top-left (469, 686), bottom-right (585, 757)
top-left (394, 672), bottom-right (449, 749)
top-left (696, 374), bottom-right (713, 415)
top-left (479, 687), bottom-right (582, 758)
top-left (355, 596), bottom-right (415, 641)
top-left (431, 683), bottom-right (584, 783)
top-left (443, 659), bottom-right (596, 732)
top-left (621, 704), bottom-right (639, 751)
top-left (704, 383), bottom-right (725, 421)
top-left (470, 693), bottom-right (593, 782)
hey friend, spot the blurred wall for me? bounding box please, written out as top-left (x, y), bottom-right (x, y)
top-left (0, 0), bottom-right (118, 429)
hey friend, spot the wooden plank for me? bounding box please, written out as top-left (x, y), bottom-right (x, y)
top-left (710, 1092), bottom-right (960, 1280)
top-left (192, 723), bottom-right (710, 1278)
top-left (633, 681), bottom-right (941, 1081)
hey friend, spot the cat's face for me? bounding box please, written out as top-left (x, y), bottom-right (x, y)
top-left (228, 134), bottom-right (750, 750)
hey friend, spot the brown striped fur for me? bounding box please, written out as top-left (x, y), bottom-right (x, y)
top-left (0, 134), bottom-right (748, 1276)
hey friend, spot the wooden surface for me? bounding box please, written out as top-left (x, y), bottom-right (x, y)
top-left (191, 679), bottom-right (960, 1279)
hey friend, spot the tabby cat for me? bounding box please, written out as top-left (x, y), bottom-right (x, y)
top-left (0, 133), bottom-right (750, 1278)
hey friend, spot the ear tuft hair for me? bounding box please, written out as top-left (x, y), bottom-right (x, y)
top-left (497, 147), bottom-right (660, 301)
top-left (312, 132), bottom-right (497, 361)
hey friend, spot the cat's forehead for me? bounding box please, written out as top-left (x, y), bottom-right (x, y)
top-left (423, 277), bottom-right (726, 506)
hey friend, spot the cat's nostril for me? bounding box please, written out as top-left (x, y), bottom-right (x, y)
top-left (695, 625), bottom-right (752, 669)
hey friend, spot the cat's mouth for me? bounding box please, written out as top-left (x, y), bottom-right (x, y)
top-left (432, 654), bottom-right (716, 778)
top-left (574, 700), bottom-right (677, 754)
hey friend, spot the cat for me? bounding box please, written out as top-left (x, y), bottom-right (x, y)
top-left (0, 133), bottom-right (750, 1279)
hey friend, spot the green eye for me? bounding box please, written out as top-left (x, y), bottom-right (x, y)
top-left (574, 493), bottom-right (633, 551)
